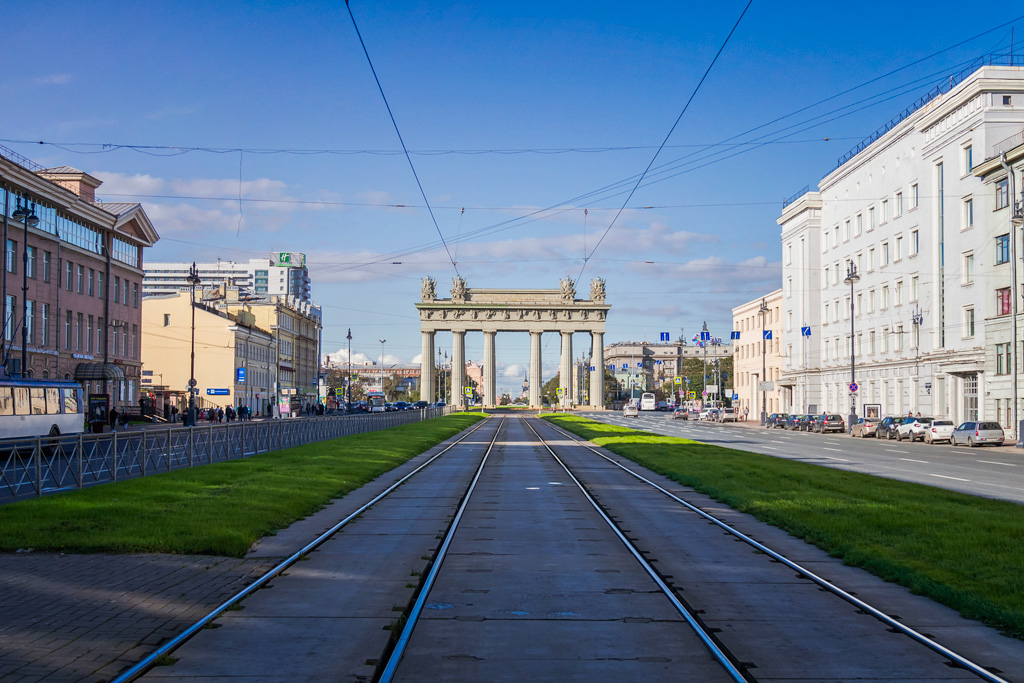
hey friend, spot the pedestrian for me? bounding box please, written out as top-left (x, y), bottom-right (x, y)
top-left (109, 407), bottom-right (119, 432)
top-left (217, 407), bottom-right (224, 423)
top-left (120, 411), bottom-right (130, 430)
top-left (171, 405), bottom-right (178, 423)
top-left (743, 406), bottom-right (748, 422)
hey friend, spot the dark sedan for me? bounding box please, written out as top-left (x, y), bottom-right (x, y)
top-left (876, 416), bottom-right (907, 439)
top-left (766, 413), bottom-right (790, 428)
top-left (812, 414), bottom-right (846, 433)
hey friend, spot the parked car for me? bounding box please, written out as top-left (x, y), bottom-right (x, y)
top-left (698, 408), bottom-right (713, 421)
top-left (812, 414), bottom-right (845, 433)
top-left (924, 419), bottom-right (955, 444)
top-left (876, 416), bottom-right (905, 439)
top-left (950, 421), bottom-right (1005, 447)
top-left (766, 413), bottom-right (790, 428)
top-left (672, 407), bottom-right (689, 420)
top-left (785, 414), bottom-right (810, 431)
top-left (849, 417), bottom-right (878, 438)
top-left (623, 402), bottom-right (639, 418)
top-left (718, 408), bottom-right (738, 423)
top-left (895, 416), bottom-right (933, 442)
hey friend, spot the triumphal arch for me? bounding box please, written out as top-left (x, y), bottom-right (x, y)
top-left (417, 276), bottom-right (610, 409)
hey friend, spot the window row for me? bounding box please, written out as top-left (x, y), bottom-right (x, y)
top-left (824, 183), bottom-right (920, 252)
top-left (1, 296), bottom-right (138, 359)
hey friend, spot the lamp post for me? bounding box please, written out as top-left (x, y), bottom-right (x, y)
top-left (346, 328), bottom-right (352, 408)
top-left (759, 298), bottom-right (769, 425)
top-left (379, 338), bottom-right (386, 399)
top-left (843, 262), bottom-right (860, 432)
top-left (185, 262), bottom-right (200, 426)
top-left (11, 200), bottom-right (39, 377)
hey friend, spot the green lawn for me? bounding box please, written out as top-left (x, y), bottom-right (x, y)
top-left (545, 414), bottom-right (1024, 639)
top-left (0, 413), bottom-right (486, 558)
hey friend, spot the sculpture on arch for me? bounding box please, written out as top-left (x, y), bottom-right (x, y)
top-left (590, 277), bottom-right (606, 303)
top-left (452, 276), bottom-right (468, 303)
top-left (560, 276), bottom-right (576, 302)
top-left (421, 276), bottom-right (437, 302)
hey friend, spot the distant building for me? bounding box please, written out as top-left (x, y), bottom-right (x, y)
top-left (0, 147), bottom-right (159, 408)
top-left (732, 290), bottom-right (784, 420)
top-left (604, 340), bottom-right (732, 401)
top-left (144, 252), bottom-right (312, 303)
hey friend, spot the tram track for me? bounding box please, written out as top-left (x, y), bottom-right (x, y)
top-left (534, 415), bottom-right (1013, 683)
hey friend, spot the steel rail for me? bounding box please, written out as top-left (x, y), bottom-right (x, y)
top-left (523, 418), bottom-right (748, 683)
top-left (378, 417), bottom-right (506, 683)
top-left (539, 417), bottom-right (1011, 683)
top-left (111, 416), bottom-right (497, 683)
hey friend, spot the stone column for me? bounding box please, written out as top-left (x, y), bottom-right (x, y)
top-left (560, 331), bottom-right (573, 408)
top-left (483, 330), bottom-right (496, 408)
top-left (452, 330), bottom-right (466, 410)
top-left (530, 331), bottom-right (542, 409)
top-left (590, 331), bottom-right (604, 409)
top-left (421, 330), bottom-right (435, 403)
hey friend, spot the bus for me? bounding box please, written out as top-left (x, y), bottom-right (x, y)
top-left (0, 378), bottom-right (86, 439)
top-left (639, 392), bottom-right (657, 411)
top-left (367, 391), bottom-right (386, 413)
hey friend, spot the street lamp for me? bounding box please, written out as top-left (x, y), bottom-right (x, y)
top-left (843, 262), bottom-right (860, 432)
top-left (185, 262), bottom-right (201, 426)
top-left (759, 298), bottom-right (769, 425)
top-left (346, 328), bottom-right (352, 408)
top-left (379, 338), bottom-right (386, 399)
top-left (11, 200), bottom-right (38, 378)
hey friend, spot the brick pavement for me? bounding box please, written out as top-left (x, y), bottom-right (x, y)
top-left (0, 552), bottom-right (277, 682)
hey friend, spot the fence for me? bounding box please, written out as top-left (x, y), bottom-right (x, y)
top-left (0, 408), bottom-right (450, 503)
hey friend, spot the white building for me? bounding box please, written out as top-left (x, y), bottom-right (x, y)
top-left (144, 252), bottom-right (312, 303)
top-left (779, 64), bottom-right (1024, 426)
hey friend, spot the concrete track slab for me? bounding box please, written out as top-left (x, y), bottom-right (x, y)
top-left (393, 620), bottom-right (736, 683)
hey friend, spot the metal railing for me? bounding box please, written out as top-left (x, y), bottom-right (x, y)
top-left (0, 408), bottom-right (451, 503)
top-left (782, 185), bottom-right (810, 209)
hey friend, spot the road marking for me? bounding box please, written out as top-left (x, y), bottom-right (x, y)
top-left (977, 460), bottom-right (1017, 467)
top-left (928, 473), bottom-right (970, 482)
top-left (899, 458), bottom-right (929, 464)
top-left (822, 447), bottom-right (843, 452)
top-left (762, 446), bottom-right (777, 450)
top-left (821, 455), bottom-right (850, 462)
top-left (771, 440), bottom-right (787, 444)
top-left (886, 449), bottom-right (908, 454)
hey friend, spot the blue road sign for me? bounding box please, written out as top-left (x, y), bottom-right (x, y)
top-left (763, 330), bottom-right (773, 340)
top-left (730, 331), bottom-right (741, 339)
top-left (700, 331), bottom-right (710, 341)
top-left (206, 388), bottom-right (230, 396)
top-left (236, 367), bottom-right (246, 383)
top-left (621, 364), bottom-right (627, 370)
top-left (801, 326), bottom-right (812, 337)
top-left (660, 332), bottom-right (670, 341)
top-left (589, 366), bottom-right (595, 371)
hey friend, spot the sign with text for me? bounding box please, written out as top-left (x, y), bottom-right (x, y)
top-left (758, 381), bottom-right (775, 392)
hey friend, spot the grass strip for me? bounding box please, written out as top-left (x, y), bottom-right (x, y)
top-left (545, 414), bottom-right (1024, 639)
top-left (0, 413), bottom-right (486, 557)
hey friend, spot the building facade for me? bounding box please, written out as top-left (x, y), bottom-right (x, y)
top-left (779, 64), bottom-right (1024, 426)
top-left (1, 148), bottom-right (158, 409)
top-left (141, 292), bottom-right (276, 415)
top-left (144, 253), bottom-right (312, 303)
top-left (732, 289), bottom-right (784, 420)
top-left (604, 340), bottom-right (733, 403)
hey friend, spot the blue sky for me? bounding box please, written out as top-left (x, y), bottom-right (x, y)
top-left (3, 2), bottom-right (1023, 394)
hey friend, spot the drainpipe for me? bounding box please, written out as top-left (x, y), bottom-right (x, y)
top-left (1, 185), bottom-right (8, 370)
top-left (103, 233), bottom-right (112, 404)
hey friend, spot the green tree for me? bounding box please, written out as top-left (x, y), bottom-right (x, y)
top-left (541, 374), bottom-right (560, 405)
top-left (499, 393), bottom-right (512, 406)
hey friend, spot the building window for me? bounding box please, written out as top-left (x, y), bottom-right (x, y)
top-left (963, 197), bottom-right (974, 228)
top-left (132, 282), bottom-right (139, 308)
top-left (132, 324), bottom-right (138, 359)
top-left (882, 241), bottom-right (890, 266)
top-left (911, 275), bottom-right (919, 301)
top-left (65, 261), bottom-right (72, 291)
top-left (1004, 95), bottom-right (1013, 106)
top-left (910, 229), bottom-right (919, 255)
top-left (882, 199), bottom-right (889, 223)
top-left (882, 327), bottom-right (889, 353)
top-left (895, 280), bottom-right (904, 306)
top-left (996, 343), bottom-right (1011, 374)
top-left (895, 325), bottom-right (904, 351)
top-left (163, 313), bottom-right (171, 327)
top-left (963, 252), bottom-right (974, 285)
top-left (997, 234), bottom-right (1010, 264)
top-left (76, 312), bottom-right (83, 351)
top-left (868, 247), bottom-right (876, 271)
top-left (895, 235), bottom-right (903, 261)
top-left (112, 324), bottom-right (119, 356)
top-left (843, 220), bottom-right (850, 242)
top-left (962, 145), bottom-right (973, 175)
top-left (77, 265), bottom-right (84, 294)
top-left (881, 285), bottom-right (889, 310)
top-left (87, 315), bottom-right (94, 352)
top-left (25, 246), bottom-right (35, 278)
top-left (41, 303), bottom-right (49, 346)
top-left (869, 206), bottom-right (876, 230)
top-left (113, 276), bottom-right (120, 303)
top-left (997, 286), bottom-right (1012, 315)
top-left (4, 295), bottom-right (14, 341)
top-left (64, 310), bottom-right (72, 350)
top-left (963, 307), bottom-right (975, 338)
top-left (997, 178), bottom-right (1009, 210)
top-left (42, 251), bottom-right (51, 282)
top-left (895, 192), bottom-right (903, 217)
top-left (123, 279), bottom-right (129, 305)
top-left (911, 183), bottom-right (919, 209)
top-left (88, 269), bottom-right (95, 296)
top-left (869, 330), bottom-right (876, 355)
top-left (5, 240), bottom-right (15, 274)
top-left (97, 272), bottom-right (104, 300)
top-left (868, 289), bottom-right (876, 313)
top-left (97, 317), bottom-right (104, 353)
top-left (25, 300), bottom-right (34, 343)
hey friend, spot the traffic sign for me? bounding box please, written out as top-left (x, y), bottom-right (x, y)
top-left (701, 390), bottom-right (708, 397)
top-left (731, 393), bottom-right (739, 400)
top-left (660, 332), bottom-right (670, 341)
top-left (556, 388), bottom-right (564, 396)
top-left (849, 382), bottom-right (859, 393)
top-left (673, 376), bottom-right (681, 384)
top-left (206, 388), bottom-right (230, 396)
top-left (188, 378), bottom-right (197, 387)
top-left (464, 387), bottom-right (473, 396)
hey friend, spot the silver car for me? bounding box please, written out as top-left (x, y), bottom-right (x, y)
top-left (950, 421), bottom-right (1004, 447)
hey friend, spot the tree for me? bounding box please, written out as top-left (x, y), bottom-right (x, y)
top-left (499, 393), bottom-right (512, 406)
top-left (540, 374), bottom-right (560, 405)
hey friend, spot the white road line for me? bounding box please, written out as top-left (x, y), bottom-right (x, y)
top-left (822, 447), bottom-right (843, 452)
top-left (928, 473), bottom-right (970, 482)
top-left (771, 440), bottom-right (787, 444)
top-left (821, 455), bottom-right (850, 462)
top-left (899, 458), bottom-right (929, 464)
top-left (977, 460), bottom-right (1017, 467)
top-left (886, 449), bottom-right (908, 454)
top-left (762, 446), bottom-right (777, 450)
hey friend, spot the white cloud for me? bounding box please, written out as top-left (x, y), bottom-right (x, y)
top-left (35, 74), bottom-right (71, 85)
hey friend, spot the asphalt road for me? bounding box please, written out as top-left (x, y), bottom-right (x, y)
top-left (588, 412), bottom-right (1024, 504)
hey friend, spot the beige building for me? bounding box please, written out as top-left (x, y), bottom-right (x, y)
top-left (732, 289), bottom-right (784, 422)
top-left (142, 292), bottom-right (276, 415)
top-left (605, 341), bottom-right (733, 403)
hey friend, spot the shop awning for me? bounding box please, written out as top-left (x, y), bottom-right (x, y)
top-left (74, 363), bottom-right (126, 381)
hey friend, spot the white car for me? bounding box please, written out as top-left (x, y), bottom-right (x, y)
top-left (623, 401), bottom-right (639, 418)
top-left (698, 409), bottom-right (713, 421)
top-left (718, 409), bottom-right (738, 423)
top-left (923, 420), bottom-right (955, 444)
top-left (895, 417), bottom-right (933, 442)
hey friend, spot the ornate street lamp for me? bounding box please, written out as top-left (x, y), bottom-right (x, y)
top-left (843, 262), bottom-right (860, 432)
top-left (379, 338), bottom-right (386, 399)
top-left (346, 328), bottom-right (352, 408)
top-left (185, 262), bottom-right (201, 426)
top-left (759, 298), bottom-right (769, 425)
top-left (11, 200), bottom-right (38, 377)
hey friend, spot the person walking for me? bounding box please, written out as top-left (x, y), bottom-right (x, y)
top-left (109, 407), bottom-right (119, 432)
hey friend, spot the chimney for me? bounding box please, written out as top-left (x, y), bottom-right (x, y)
top-left (38, 167), bottom-right (103, 202)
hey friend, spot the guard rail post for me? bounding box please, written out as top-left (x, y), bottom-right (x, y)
top-left (77, 433), bottom-right (84, 489)
top-left (34, 436), bottom-right (42, 497)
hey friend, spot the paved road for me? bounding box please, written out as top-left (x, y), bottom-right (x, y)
top-left (589, 412), bottom-right (1024, 503)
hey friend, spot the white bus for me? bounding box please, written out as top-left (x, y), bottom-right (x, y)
top-left (0, 378), bottom-right (86, 439)
top-left (639, 392), bottom-right (657, 411)
top-left (367, 391), bottom-right (386, 413)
